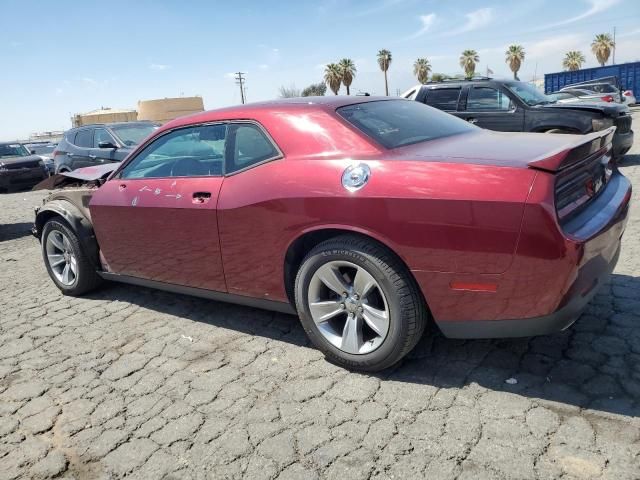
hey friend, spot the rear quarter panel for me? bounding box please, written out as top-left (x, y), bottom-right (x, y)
top-left (217, 157), bottom-right (536, 302)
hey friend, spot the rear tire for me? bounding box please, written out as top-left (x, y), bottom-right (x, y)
top-left (41, 219), bottom-right (102, 296)
top-left (294, 235), bottom-right (427, 372)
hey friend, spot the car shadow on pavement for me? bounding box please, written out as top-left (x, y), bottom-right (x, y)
top-left (89, 272), bottom-right (639, 418)
top-left (0, 222), bottom-right (34, 242)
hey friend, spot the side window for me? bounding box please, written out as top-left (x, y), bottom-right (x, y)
top-left (75, 129), bottom-right (93, 148)
top-left (94, 128), bottom-right (116, 148)
top-left (227, 123), bottom-right (279, 174)
top-left (120, 124), bottom-right (226, 179)
top-left (423, 88), bottom-right (461, 111)
top-left (467, 87), bottom-right (512, 111)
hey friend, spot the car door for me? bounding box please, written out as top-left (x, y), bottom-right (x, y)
top-left (456, 85), bottom-right (524, 131)
top-left (88, 128), bottom-right (119, 165)
top-left (69, 128), bottom-right (94, 170)
top-left (89, 123), bottom-right (228, 291)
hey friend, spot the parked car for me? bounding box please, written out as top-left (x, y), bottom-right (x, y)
top-left (622, 90), bottom-right (636, 106)
top-left (25, 142), bottom-right (57, 175)
top-left (53, 121), bottom-right (159, 173)
top-left (560, 82), bottom-right (622, 103)
top-left (551, 88), bottom-right (616, 104)
top-left (0, 142), bottom-right (49, 192)
top-left (33, 97), bottom-right (631, 371)
top-left (403, 78), bottom-right (633, 157)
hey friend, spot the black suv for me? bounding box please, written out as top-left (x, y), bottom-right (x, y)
top-left (403, 78), bottom-right (633, 157)
top-left (54, 121), bottom-right (159, 173)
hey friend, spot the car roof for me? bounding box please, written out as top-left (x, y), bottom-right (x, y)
top-left (162, 96), bottom-right (403, 130)
top-left (70, 121), bottom-right (158, 131)
top-left (0, 141), bottom-right (24, 146)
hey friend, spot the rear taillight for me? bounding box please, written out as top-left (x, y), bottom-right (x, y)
top-left (601, 95), bottom-right (614, 102)
top-left (52, 150), bottom-right (59, 157)
top-left (623, 90), bottom-right (633, 96)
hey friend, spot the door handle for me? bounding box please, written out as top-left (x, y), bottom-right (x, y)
top-left (88, 155), bottom-right (97, 159)
top-left (67, 153), bottom-right (74, 157)
top-left (467, 118), bottom-right (478, 124)
top-left (192, 192), bottom-right (212, 204)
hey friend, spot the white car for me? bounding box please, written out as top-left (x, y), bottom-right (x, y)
top-left (622, 90), bottom-right (636, 106)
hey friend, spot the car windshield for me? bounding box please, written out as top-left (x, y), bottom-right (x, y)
top-left (0, 143), bottom-right (30, 158)
top-left (110, 124), bottom-right (158, 147)
top-left (28, 145), bottom-right (55, 155)
top-left (505, 81), bottom-right (554, 106)
top-left (336, 99), bottom-right (475, 149)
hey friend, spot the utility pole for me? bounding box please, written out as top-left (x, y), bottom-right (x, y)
top-left (235, 72), bottom-right (246, 104)
top-left (612, 26), bottom-right (616, 64)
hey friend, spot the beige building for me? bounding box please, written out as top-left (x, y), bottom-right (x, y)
top-left (137, 96), bottom-right (204, 124)
top-left (72, 108), bottom-right (138, 127)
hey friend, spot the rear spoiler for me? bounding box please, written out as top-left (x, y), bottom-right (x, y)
top-left (527, 127), bottom-right (616, 173)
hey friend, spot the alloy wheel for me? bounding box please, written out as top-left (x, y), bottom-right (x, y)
top-left (45, 230), bottom-right (77, 286)
top-left (307, 260), bottom-right (390, 354)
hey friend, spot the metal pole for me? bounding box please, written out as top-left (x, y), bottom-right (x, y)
top-left (235, 72), bottom-right (246, 104)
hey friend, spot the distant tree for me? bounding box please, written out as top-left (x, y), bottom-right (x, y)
top-left (279, 84), bottom-right (301, 98)
top-left (430, 73), bottom-right (447, 82)
top-left (301, 82), bottom-right (327, 96)
top-left (505, 45), bottom-right (525, 80)
top-left (324, 63), bottom-right (343, 95)
top-left (339, 58), bottom-right (357, 95)
top-left (459, 50), bottom-right (479, 79)
top-left (591, 33), bottom-right (615, 66)
top-left (413, 58), bottom-right (432, 84)
top-left (563, 51), bottom-right (586, 71)
top-left (377, 49), bottom-right (392, 95)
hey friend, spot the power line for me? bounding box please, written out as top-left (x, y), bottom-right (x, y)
top-left (235, 72), bottom-right (246, 104)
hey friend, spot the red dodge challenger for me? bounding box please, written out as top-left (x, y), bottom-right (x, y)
top-left (33, 96), bottom-right (631, 371)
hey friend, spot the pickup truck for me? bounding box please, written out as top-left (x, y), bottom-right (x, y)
top-left (403, 78), bottom-right (633, 158)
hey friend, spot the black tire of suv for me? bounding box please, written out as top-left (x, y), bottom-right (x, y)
top-left (41, 219), bottom-right (103, 296)
top-left (294, 235), bottom-right (427, 372)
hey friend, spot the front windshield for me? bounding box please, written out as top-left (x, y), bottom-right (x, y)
top-left (0, 143), bottom-right (30, 158)
top-left (111, 124), bottom-right (158, 147)
top-left (505, 82), bottom-right (554, 106)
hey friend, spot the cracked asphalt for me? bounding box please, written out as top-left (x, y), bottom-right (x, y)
top-left (1, 110), bottom-right (639, 479)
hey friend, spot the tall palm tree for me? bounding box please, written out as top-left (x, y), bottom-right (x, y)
top-left (324, 63), bottom-right (342, 95)
top-left (563, 51), bottom-right (586, 71)
top-left (338, 58), bottom-right (357, 95)
top-left (377, 49), bottom-right (392, 96)
top-left (459, 50), bottom-right (479, 79)
top-left (505, 45), bottom-right (525, 81)
top-left (413, 58), bottom-right (432, 84)
top-left (591, 33), bottom-right (615, 66)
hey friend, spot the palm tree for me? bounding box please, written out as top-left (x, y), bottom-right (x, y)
top-left (459, 50), bottom-right (479, 79)
top-left (591, 33), bottom-right (615, 66)
top-left (563, 51), bottom-right (586, 71)
top-left (431, 73), bottom-right (447, 82)
top-left (377, 49), bottom-right (392, 96)
top-left (413, 58), bottom-right (432, 84)
top-left (338, 59), bottom-right (357, 95)
top-left (505, 45), bottom-right (525, 81)
top-left (324, 63), bottom-right (342, 95)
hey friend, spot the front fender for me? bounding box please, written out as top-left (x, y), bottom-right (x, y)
top-left (34, 199), bottom-right (100, 268)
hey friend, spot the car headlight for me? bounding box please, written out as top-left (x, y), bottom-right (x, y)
top-left (592, 117), bottom-right (614, 131)
top-left (0, 164), bottom-right (7, 172)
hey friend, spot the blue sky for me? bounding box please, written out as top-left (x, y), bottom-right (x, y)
top-left (1, 0), bottom-right (639, 140)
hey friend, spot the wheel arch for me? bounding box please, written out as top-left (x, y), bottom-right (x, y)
top-left (283, 225), bottom-right (417, 306)
top-left (35, 200), bottom-right (100, 268)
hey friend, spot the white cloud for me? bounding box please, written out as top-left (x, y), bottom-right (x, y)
top-left (445, 8), bottom-right (493, 36)
top-left (55, 88), bottom-right (63, 96)
top-left (525, 34), bottom-right (585, 59)
top-left (258, 64), bottom-right (269, 70)
top-left (406, 13), bottom-right (437, 40)
top-left (619, 28), bottom-right (640, 38)
top-left (534, 0), bottom-right (620, 31)
top-left (224, 72), bottom-right (236, 79)
top-left (149, 63), bottom-right (170, 71)
top-left (81, 77), bottom-right (98, 86)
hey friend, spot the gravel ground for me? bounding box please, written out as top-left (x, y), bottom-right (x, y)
top-left (1, 111), bottom-right (639, 479)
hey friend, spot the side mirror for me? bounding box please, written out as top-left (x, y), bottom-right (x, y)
top-left (98, 141), bottom-right (117, 149)
top-left (30, 149), bottom-right (36, 155)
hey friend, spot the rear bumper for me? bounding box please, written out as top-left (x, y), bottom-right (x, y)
top-left (613, 129), bottom-right (633, 157)
top-left (434, 171), bottom-right (631, 339)
top-left (436, 246), bottom-right (620, 338)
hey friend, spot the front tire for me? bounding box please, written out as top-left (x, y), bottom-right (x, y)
top-left (41, 219), bottom-right (102, 296)
top-left (294, 235), bottom-right (427, 371)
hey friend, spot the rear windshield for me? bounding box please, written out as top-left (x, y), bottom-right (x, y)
top-left (336, 100), bottom-right (475, 149)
